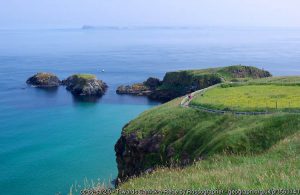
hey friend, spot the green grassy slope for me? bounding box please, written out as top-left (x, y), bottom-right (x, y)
top-left (118, 132), bottom-right (300, 190)
top-left (249, 76), bottom-right (300, 85)
top-left (73, 74), bottom-right (96, 80)
top-left (116, 76), bottom-right (300, 190)
top-left (123, 97), bottom-right (300, 165)
top-left (190, 84), bottom-right (300, 112)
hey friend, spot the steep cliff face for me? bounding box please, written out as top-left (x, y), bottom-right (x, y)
top-left (115, 131), bottom-right (164, 182)
top-left (154, 72), bottom-right (222, 101)
top-left (116, 65), bottom-right (272, 102)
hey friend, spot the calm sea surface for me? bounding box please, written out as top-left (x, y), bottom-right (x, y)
top-left (0, 27), bottom-right (300, 195)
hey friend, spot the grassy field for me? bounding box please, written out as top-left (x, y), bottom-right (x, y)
top-left (73, 74), bottom-right (96, 80)
top-left (190, 84), bottom-right (300, 112)
top-left (249, 76), bottom-right (300, 85)
top-left (118, 132), bottom-right (300, 191)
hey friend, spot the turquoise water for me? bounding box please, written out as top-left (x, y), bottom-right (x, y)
top-left (1, 27), bottom-right (300, 195)
top-left (0, 103), bottom-right (153, 195)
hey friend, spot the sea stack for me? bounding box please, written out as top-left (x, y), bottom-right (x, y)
top-left (62, 74), bottom-right (107, 96)
top-left (26, 72), bottom-right (61, 87)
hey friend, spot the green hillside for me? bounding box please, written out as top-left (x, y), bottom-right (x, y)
top-left (190, 84), bottom-right (300, 112)
top-left (115, 76), bottom-right (300, 190)
top-left (118, 132), bottom-right (300, 190)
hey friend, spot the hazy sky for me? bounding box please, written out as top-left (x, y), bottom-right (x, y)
top-left (1, 0), bottom-right (300, 28)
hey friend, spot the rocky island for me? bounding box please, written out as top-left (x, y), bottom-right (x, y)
top-left (116, 65), bottom-right (272, 102)
top-left (117, 77), bottom-right (161, 96)
top-left (62, 74), bottom-right (107, 97)
top-left (26, 72), bottom-right (61, 87)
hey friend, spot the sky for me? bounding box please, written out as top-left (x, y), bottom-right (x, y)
top-left (1, 0), bottom-right (300, 29)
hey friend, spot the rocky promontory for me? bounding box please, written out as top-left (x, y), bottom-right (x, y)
top-left (26, 72), bottom-right (61, 87)
top-left (116, 65), bottom-right (272, 102)
top-left (116, 77), bottom-right (161, 96)
top-left (62, 74), bottom-right (107, 96)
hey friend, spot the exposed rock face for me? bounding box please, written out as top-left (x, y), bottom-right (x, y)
top-left (116, 74), bottom-right (221, 102)
top-left (26, 72), bottom-right (61, 87)
top-left (62, 74), bottom-right (107, 96)
top-left (144, 77), bottom-right (162, 89)
top-left (115, 131), bottom-right (164, 183)
top-left (154, 72), bottom-right (222, 101)
top-left (116, 83), bottom-right (151, 96)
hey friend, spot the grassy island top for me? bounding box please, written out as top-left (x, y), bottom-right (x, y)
top-left (190, 84), bottom-right (300, 112)
top-left (168, 65), bottom-right (272, 82)
top-left (72, 74), bottom-right (96, 80)
top-left (35, 72), bottom-right (57, 78)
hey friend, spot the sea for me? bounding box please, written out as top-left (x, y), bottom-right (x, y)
top-left (0, 26), bottom-right (300, 195)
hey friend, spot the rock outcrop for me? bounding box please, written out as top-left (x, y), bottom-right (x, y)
top-left (62, 74), bottom-right (107, 96)
top-left (115, 131), bottom-right (164, 183)
top-left (116, 84), bottom-right (151, 96)
top-left (26, 72), bottom-right (61, 87)
top-left (116, 77), bottom-right (162, 96)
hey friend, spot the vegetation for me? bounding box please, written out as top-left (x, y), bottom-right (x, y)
top-left (116, 76), bottom-right (300, 190)
top-left (158, 65), bottom-right (271, 92)
top-left (118, 132), bottom-right (300, 190)
top-left (123, 97), bottom-right (300, 164)
top-left (249, 76), bottom-right (300, 85)
top-left (190, 84), bottom-right (300, 112)
top-left (73, 74), bottom-right (96, 80)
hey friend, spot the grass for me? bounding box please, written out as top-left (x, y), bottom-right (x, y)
top-left (123, 97), bottom-right (300, 164)
top-left (35, 72), bottom-right (56, 79)
top-left (190, 84), bottom-right (300, 112)
top-left (158, 65), bottom-right (271, 93)
top-left (118, 78), bottom-right (300, 190)
top-left (117, 132), bottom-right (300, 191)
top-left (73, 74), bottom-right (96, 80)
top-left (249, 76), bottom-right (300, 85)
top-left (178, 65), bottom-right (271, 81)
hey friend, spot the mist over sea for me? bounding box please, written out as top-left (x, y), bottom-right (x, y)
top-left (0, 26), bottom-right (300, 195)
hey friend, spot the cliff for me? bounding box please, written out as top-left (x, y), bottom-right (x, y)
top-left (114, 76), bottom-right (300, 185)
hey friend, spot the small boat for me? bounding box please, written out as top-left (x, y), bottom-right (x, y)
top-left (101, 69), bottom-right (105, 72)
